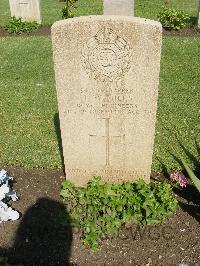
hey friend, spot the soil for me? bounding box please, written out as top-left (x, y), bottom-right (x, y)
top-left (0, 166), bottom-right (199, 266)
top-left (162, 26), bottom-right (200, 37)
top-left (0, 26), bottom-right (51, 37)
top-left (0, 25), bottom-right (200, 38)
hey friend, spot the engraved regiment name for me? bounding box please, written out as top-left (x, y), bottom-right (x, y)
top-left (67, 168), bottom-right (148, 180)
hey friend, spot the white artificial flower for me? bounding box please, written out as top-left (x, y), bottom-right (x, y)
top-left (0, 184), bottom-right (9, 201)
top-left (0, 201), bottom-right (19, 222)
top-left (0, 169), bottom-right (7, 183)
top-left (0, 169), bottom-right (19, 222)
top-left (6, 191), bottom-right (18, 201)
top-left (0, 169), bottom-right (13, 184)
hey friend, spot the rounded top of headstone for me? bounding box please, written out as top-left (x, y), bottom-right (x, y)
top-left (51, 15), bottom-right (162, 32)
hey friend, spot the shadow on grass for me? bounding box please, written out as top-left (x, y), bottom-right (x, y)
top-left (157, 155), bottom-right (200, 224)
top-left (54, 113), bottom-right (65, 174)
top-left (0, 198), bottom-right (72, 265)
top-left (177, 140), bottom-right (200, 176)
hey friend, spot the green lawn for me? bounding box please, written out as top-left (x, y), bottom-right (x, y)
top-left (0, 0), bottom-right (103, 26)
top-left (0, 36), bottom-right (199, 171)
top-left (152, 37), bottom-right (200, 172)
top-left (135, 0), bottom-right (199, 21)
top-left (0, 0), bottom-right (198, 26)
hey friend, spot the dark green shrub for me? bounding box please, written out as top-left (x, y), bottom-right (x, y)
top-left (4, 17), bottom-right (39, 34)
top-left (158, 6), bottom-right (191, 30)
top-left (62, 0), bottom-right (78, 19)
top-left (60, 177), bottom-right (178, 251)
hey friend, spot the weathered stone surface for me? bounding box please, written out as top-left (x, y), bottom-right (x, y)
top-left (9, 0), bottom-right (41, 23)
top-left (51, 16), bottom-right (162, 186)
top-left (104, 0), bottom-right (134, 16)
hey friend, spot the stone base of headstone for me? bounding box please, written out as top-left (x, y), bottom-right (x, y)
top-left (9, 0), bottom-right (41, 24)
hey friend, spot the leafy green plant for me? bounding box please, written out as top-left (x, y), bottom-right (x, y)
top-left (182, 160), bottom-right (200, 193)
top-left (4, 17), bottom-right (39, 34)
top-left (62, 0), bottom-right (78, 19)
top-left (158, 6), bottom-right (191, 30)
top-left (60, 177), bottom-right (177, 251)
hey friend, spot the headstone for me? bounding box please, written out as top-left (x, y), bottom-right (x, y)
top-left (52, 16), bottom-right (162, 187)
top-left (104, 0), bottom-right (134, 16)
top-left (9, 0), bottom-right (41, 24)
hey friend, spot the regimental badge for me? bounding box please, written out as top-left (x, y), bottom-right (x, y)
top-left (82, 27), bottom-right (132, 82)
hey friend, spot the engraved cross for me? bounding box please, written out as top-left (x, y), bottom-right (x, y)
top-left (89, 118), bottom-right (125, 166)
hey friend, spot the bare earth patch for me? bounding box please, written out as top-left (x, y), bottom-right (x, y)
top-left (0, 26), bottom-right (200, 38)
top-left (0, 166), bottom-right (199, 265)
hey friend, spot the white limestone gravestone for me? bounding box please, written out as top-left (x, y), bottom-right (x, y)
top-left (9, 0), bottom-right (41, 24)
top-left (104, 0), bottom-right (134, 16)
top-left (52, 16), bottom-right (162, 186)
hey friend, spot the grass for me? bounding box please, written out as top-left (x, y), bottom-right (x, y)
top-left (0, 36), bottom-right (199, 171)
top-left (0, 0), bottom-right (102, 26)
top-left (135, 0), bottom-right (199, 21)
top-left (152, 37), bottom-right (200, 171)
top-left (0, 37), bottom-right (58, 168)
top-left (0, 0), bottom-right (199, 26)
